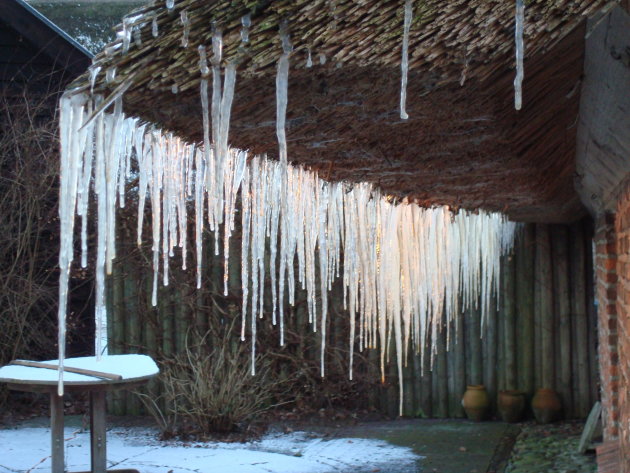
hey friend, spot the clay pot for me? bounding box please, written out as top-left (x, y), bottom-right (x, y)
top-left (531, 388), bottom-right (562, 424)
top-left (498, 390), bottom-right (526, 423)
top-left (462, 385), bottom-right (490, 422)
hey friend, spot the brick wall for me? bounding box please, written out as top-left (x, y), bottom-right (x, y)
top-left (616, 191), bottom-right (630, 468)
top-left (596, 214), bottom-right (619, 440)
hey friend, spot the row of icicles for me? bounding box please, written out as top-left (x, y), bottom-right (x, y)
top-left (58, 1), bottom-right (524, 412)
top-left (58, 90), bottom-right (518, 413)
top-left (94, 0), bottom-right (526, 119)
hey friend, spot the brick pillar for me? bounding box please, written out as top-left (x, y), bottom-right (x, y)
top-left (595, 213), bottom-right (619, 440)
top-left (616, 196), bottom-right (630, 469)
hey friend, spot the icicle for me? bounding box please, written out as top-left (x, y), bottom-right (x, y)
top-left (93, 101), bottom-right (108, 363)
top-left (241, 168), bottom-right (252, 341)
top-left (77, 100), bottom-right (94, 269)
top-left (319, 53), bottom-right (326, 65)
top-left (181, 10), bottom-right (190, 48)
top-left (306, 48), bottom-right (313, 68)
top-left (241, 13), bottom-right (251, 43)
top-left (152, 17), bottom-right (159, 37)
top-left (58, 93), bottom-right (87, 394)
top-left (136, 125), bottom-right (150, 246)
top-left (171, 84), bottom-right (179, 94)
top-left (166, 0), bottom-right (174, 11)
top-left (514, 0), bottom-right (525, 110)
top-left (276, 18), bottom-right (292, 292)
top-left (194, 146), bottom-right (205, 288)
top-left (400, 0), bottom-right (412, 120)
top-left (133, 25), bottom-right (142, 48)
top-left (105, 67), bottom-right (116, 83)
top-left (223, 149), bottom-right (246, 295)
top-left (121, 18), bottom-right (132, 54)
top-left (198, 45), bottom-right (210, 75)
top-left (89, 66), bottom-right (101, 94)
top-left (209, 28), bottom-right (223, 251)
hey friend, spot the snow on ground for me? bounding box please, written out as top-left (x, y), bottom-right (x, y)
top-left (0, 426), bottom-right (421, 473)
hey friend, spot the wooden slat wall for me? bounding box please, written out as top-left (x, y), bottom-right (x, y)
top-left (107, 220), bottom-right (599, 420)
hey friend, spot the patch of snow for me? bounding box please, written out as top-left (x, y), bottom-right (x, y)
top-left (0, 427), bottom-right (421, 473)
top-left (0, 355), bottom-right (158, 384)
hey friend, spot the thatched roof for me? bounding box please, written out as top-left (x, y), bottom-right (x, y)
top-left (72, 0), bottom-right (607, 222)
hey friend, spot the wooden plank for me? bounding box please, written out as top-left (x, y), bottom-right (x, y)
top-left (434, 322), bottom-right (448, 418)
top-left (503, 254), bottom-right (517, 390)
top-left (497, 282), bottom-right (506, 392)
top-left (538, 224), bottom-right (555, 390)
top-left (466, 302), bottom-right (482, 386)
top-left (551, 225), bottom-right (572, 414)
top-left (9, 360), bottom-right (122, 381)
top-left (174, 289), bottom-right (187, 354)
top-left (124, 261), bottom-right (142, 416)
top-left (161, 291), bottom-right (175, 358)
top-left (578, 401), bottom-right (602, 454)
top-left (516, 225), bottom-right (535, 397)
top-left (534, 225), bottom-right (543, 390)
top-left (453, 310), bottom-right (466, 417)
top-left (571, 220), bottom-right (591, 417)
top-left (420, 322), bottom-right (433, 418)
top-left (584, 222), bottom-right (599, 408)
top-left (483, 292), bottom-right (497, 412)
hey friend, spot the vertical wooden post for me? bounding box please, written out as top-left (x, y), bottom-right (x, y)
top-left (516, 224), bottom-right (535, 398)
top-left (503, 253), bottom-right (517, 390)
top-left (571, 220), bottom-right (590, 417)
top-left (584, 222), bottom-right (599, 408)
top-left (466, 303), bottom-right (482, 386)
top-left (551, 225), bottom-right (572, 415)
top-left (420, 322), bottom-right (433, 418)
top-left (174, 289), bottom-right (188, 355)
top-left (162, 293), bottom-right (175, 358)
top-left (537, 224), bottom-right (555, 390)
top-left (112, 261), bottom-right (125, 414)
top-left (483, 292), bottom-right (498, 412)
top-left (453, 310), bottom-right (466, 417)
top-left (124, 261), bottom-right (142, 416)
top-left (411, 348), bottom-right (423, 417)
top-left (434, 321), bottom-right (448, 418)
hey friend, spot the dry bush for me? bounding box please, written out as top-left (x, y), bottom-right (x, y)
top-left (138, 318), bottom-right (289, 438)
top-left (0, 90), bottom-right (61, 369)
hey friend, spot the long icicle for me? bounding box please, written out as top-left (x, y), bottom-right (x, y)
top-left (400, 0), bottom-right (412, 119)
top-left (514, 0), bottom-right (525, 110)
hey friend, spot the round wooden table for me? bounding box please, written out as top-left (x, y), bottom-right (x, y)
top-left (0, 354), bottom-right (159, 473)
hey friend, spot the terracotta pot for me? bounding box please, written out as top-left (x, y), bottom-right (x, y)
top-left (462, 385), bottom-right (490, 422)
top-left (498, 390), bottom-right (526, 423)
top-left (531, 388), bottom-right (562, 424)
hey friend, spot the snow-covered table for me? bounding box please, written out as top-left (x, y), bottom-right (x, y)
top-left (0, 354), bottom-right (159, 473)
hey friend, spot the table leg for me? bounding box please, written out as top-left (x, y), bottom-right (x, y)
top-left (50, 392), bottom-right (65, 473)
top-left (90, 390), bottom-right (107, 473)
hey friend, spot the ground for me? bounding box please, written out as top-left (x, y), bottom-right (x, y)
top-left (0, 397), bottom-right (598, 473)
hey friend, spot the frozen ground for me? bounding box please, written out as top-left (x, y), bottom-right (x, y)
top-left (0, 425), bottom-right (421, 473)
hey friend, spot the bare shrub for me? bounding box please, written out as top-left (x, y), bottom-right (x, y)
top-left (138, 317), bottom-right (289, 438)
top-left (0, 90), bottom-right (61, 369)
